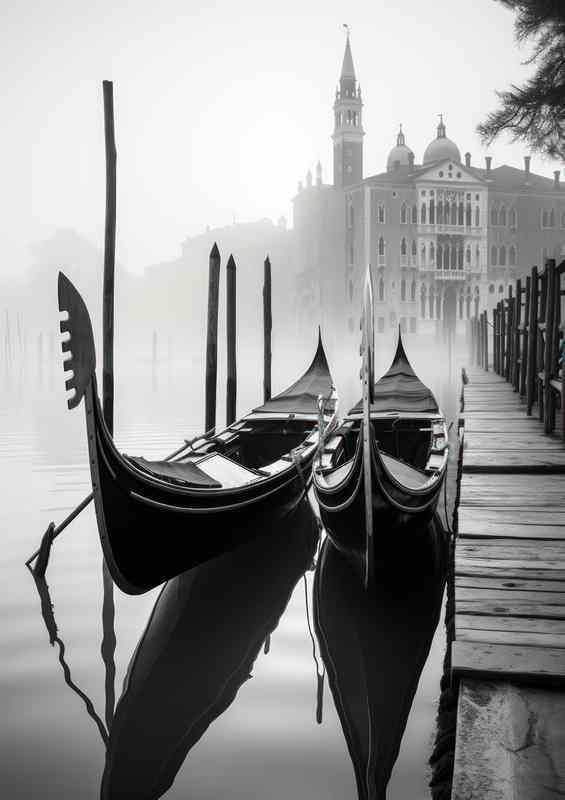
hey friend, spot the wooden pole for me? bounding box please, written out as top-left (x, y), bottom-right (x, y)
top-left (492, 307), bottom-right (497, 374)
top-left (526, 267), bottom-right (538, 415)
top-left (205, 243), bottom-right (221, 432)
top-left (520, 276), bottom-right (530, 396)
top-left (513, 279), bottom-right (522, 391)
top-left (263, 255), bottom-right (272, 402)
top-left (543, 260), bottom-right (556, 433)
top-left (537, 268), bottom-right (548, 420)
top-left (226, 254), bottom-right (237, 425)
top-left (500, 299), bottom-right (506, 379)
top-left (505, 286), bottom-right (513, 382)
top-left (483, 312), bottom-right (488, 371)
top-left (101, 79), bottom-right (117, 728)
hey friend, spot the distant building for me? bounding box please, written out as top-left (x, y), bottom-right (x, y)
top-left (293, 33), bottom-right (565, 335)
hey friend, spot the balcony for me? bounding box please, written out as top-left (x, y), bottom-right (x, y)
top-left (418, 224), bottom-right (484, 236)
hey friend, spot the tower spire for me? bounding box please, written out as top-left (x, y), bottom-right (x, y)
top-left (333, 25), bottom-right (364, 187)
top-left (437, 114), bottom-right (446, 138)
top-left (340, 24), bottom-right (356, 80)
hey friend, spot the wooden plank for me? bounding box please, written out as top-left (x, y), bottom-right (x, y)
top-left (457, 542), bottom-right (565, 561)
top-left (455, 600), bottom-right (565, 620)
top-left (458, 521), bottom-right (565, 540)
top-left (456, 627), bottom-right (565, 649)
top-left (463, 449), bottom-right (565, 473)
top-left (452, 641), bottom-right (565, 684)
top-left (456, 562), bottom-right (565, 581)
top-left (458, 507), bottom-right (565, 527)
top-left (457, 556), bottom-right (565, 573)
top-left (461, 412), bottom-right (533, 420)
top-left (462, 419), bottom-right (547, 432)
top-left (462, 434), bottom-right (565, 450)
top-left (459, 474), bottom-right (565, 506)
top-left (452, 680), bottom-right (565, 798)
top-left (456, 587), bottom-right (565, 604)
top-left (456, 575), bottom-right (565, 592)
top-left (457, 613), bottom-right (565, 634)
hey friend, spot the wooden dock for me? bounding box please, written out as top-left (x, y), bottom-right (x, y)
top-left (452, 367), bottom-right (565, 797)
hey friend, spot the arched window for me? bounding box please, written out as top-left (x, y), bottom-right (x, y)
top-left (451, 246), bottom-right (457, 269)
top-left (401, 278), bottom-right (406, 301)
top-left (458, 247), bottom-right (464, 269)
top-left (377, 205), bottom-right (385, 224)
top-left (466, 246), bottom-right (471, 265)
top-left (444, 201), bottom-right (450, 223)
top-left (458, 202), bottom-right (464, 226)
top-left (499, 206), bottom-right (506, 226)
top-left (451, 203), bottom-right (457, 225)
top-left (400, 203), bottom-right (407, 224)
top-left (420, 285), bottom-right (427, 319)
top-left (466, 291), bottom-right (471, 319)
top-left (491, 245), bottom-right (498, 266)
top-left (476, 246), bottom-right (480, 266)
top-left (378, 236), bottom-right (385, 256)
top-left (499, 245), bottom-right (506, 266)
top-left (498, 284), bottom-right (504, 294)
top-left (491, 206), bottom-right (498, 226)
top-left (475, 206), bottom-right (480, 227)
top-left (489, 283), bottom-right (495, 294)
top-left (378, 278), bottom-right (385, 301)
top-left (509, 246), bottom-right (516, 266)
top-left (421, 243), bottom-right (426, 264)
top-left (429, 292), bottom-right (434, 318)
top-left (421, 203), bottom-right (427, 224)
top-left (510, 208), bottom-right (517, 228)
top-left (429, 199), bottom-right (435, 224)
top-left (542, 209), bottom-right (549, 228)
top-left (437, 201), bottom-right (443, 224)
top-left (430, 241), bottom-right (435, 264)
top-left (549, 208), bottom-right (556, 227)
top-left (411, 280), bottom-right (416, 301)
top-left (466, 203), bottom-right (472, 227)
top-left (437, 244), bottom-right (442, 269)
top-left (412, 205), bottom-right (418, 223)
top-left (401, 237), bottom-right (407, 256)
top-left (411, 239), bottom-right (417, 256)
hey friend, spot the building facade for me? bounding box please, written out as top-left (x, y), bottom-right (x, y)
top-left (293, 34), bottom-right (565, 337)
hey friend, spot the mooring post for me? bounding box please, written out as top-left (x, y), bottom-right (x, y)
top-left (263, 255), bottom-right (272, 402)
top-left (500, 300), bottom-right (506, 379)
top-left (505, 285), bottom-right (513, 382)
top-left (226, 254), bottom-right (237, 426)
top-left (513, 279), bottom-right (522, 391)
top-left (205, 243), bottom-right (221, 433)
top-left (483, 312), bottom-right (488, 371)
top-left (492, 307), bottom-right (497, 373)
top-left (537, 267), bottom-right (548, 420)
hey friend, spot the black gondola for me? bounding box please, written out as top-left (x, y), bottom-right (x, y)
top-left (101, 500), bottom-right (318, 799)
top-left (314, 523), bottom-right (447, 800)
top-left (312, 273), bottom-right (448, 580)
top-left (58, 272), bottom-right (335, 593)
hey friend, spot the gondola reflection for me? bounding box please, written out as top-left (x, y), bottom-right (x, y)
top-left (314, 515), bottom-right (448, 800)
top-left (100, 499), bottom-right (318, 799)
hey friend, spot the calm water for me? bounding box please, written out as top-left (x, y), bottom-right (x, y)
top-left (1, 349), bottom-right (459, 800)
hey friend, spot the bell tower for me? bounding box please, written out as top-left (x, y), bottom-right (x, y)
top-left (333, 29), bottom-right (364, 188)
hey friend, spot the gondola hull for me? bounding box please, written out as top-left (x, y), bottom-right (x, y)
top-left (86, 382), bottom-right (322, 593)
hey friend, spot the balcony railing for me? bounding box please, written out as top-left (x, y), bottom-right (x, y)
top-left (418, 224), bottom-right (483, 236)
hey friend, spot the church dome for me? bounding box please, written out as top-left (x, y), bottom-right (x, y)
top-left (423, 116), bottom-right (461, 164)
top-left (386, 125), bottom-right (414, 172)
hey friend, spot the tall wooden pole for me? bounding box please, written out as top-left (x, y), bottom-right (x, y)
top-left (226, 254), bottom-right (237, 425)
top-left (263, 256), bottom-right (272, 402)
top-left (543, 260), bottom-right (556, 433)
top-left (520, 275), bottom-right (530, 396)
top-left (101, 79), bottom-right (116, 731)
top-left (205, 243), bottom-right (221, 432)
top-left (526, 268), bottom-right (538, 414)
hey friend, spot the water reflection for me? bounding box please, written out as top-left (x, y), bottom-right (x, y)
top-left (314, 516), bottom-right (448, 800)
top-left (101, 499), bottom-right (318, 799)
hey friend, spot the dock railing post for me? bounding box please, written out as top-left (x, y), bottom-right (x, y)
top-left (483, 311), bottom-right (489, 371)
top-left (500, 299), bottom-right (506, 379)
top-left (513, 279), bottom-right (522, 391)
top-left (526, 266), bottom-right (538, 415)
top-left (543, 259), bottom-right (556, 433)
top-left (205, 243), bottom-right (221, 433)
top-left (537, 266), bottom-right (548, 421)
top-left (263, 256), bottom-right (272, 403)
top-left (505, 285), bottom-right (513, 382)
top-left (520, 275), bottom-right (530, 397)
top-left (226, 254), bottom-right (237, 426)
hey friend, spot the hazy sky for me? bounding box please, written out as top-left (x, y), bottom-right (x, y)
top-left (3, 0), bottom-right (559, 277)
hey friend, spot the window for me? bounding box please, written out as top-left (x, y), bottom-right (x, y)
top-left (491, 206), bottom-right (498, 226)
top-left (451, 246), bottom-right (457, 269)
top-left (378, 236), bottom-right (385, 256)
top-left (401, 237), bottom-right (407, 256)
top-left (437, 201), bottom-right (443, 224)
top-left (499, 206), bottom-right (506, 226)
top-left (476, 246), bottom-right (480, 266)
top-left (430, 241), bottom-right (435, 264)
top-left (412, 205), bottom-right (418, 223)
top-left (420, 285), bottom-right (427, 319)
top-left (489, 283), bottom-right (495, 294)
top-left (377, 236), bottom-right (385, 266)
top-left (421, 243), bottom-right (426, 264)
top-left (451, 203), bottom-right (457, 225)
top-left (377, 205), bottom-right (385, 224)
top-left (401, 278), bottom-right (406, 301)
top-left (437, 244), bottom-right (443, 269)
top-left (498, 284), bottom-right (504, 293)
top-left (400, 203), bottom-right (407, 224)
top-left (421, 203), bottom-right (427, 224)
top-left (549, 208), bottom-right (556, 228)
top-left (466, 246), bottom-right (471, 265)
top-left (457, 247), bottom-right (463, 269)
top-left (411, 239), bottom-right (417, 256)
top-left (378, 278), bottom-right (385, 301)
top-left (499, 245), bottom-right (506, 266)
top-left (444, 201), bottom-right (450, 223)
top-left (459, 293), bottom-right (464, 319)
top-left (491, 245), bottom-right (497, 266)
top-left (542, 209), bottom-right (549, 228)
top-left (475, 206), bottom-right (480, 227)
top-left (429, 199), bottom-right (435, 224)
top-left (509, 208), bottom-right (517, 228)
top-left (466, 203), bottom-right (471, 227)
top-left (411, 280), bottom-right (416, 301)
top-left (458, 202), bottom-right (464, 226)
top-left (509, 245), bottom-right (516, 266)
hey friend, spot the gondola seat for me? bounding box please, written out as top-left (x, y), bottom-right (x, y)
top-left (127, 457), bottom-right (222, 488)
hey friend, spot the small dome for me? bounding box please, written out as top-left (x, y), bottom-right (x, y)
top-left (386, 125), bottom-right (414, 172)
top-left (423, 116), bottom-right (461, 165)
